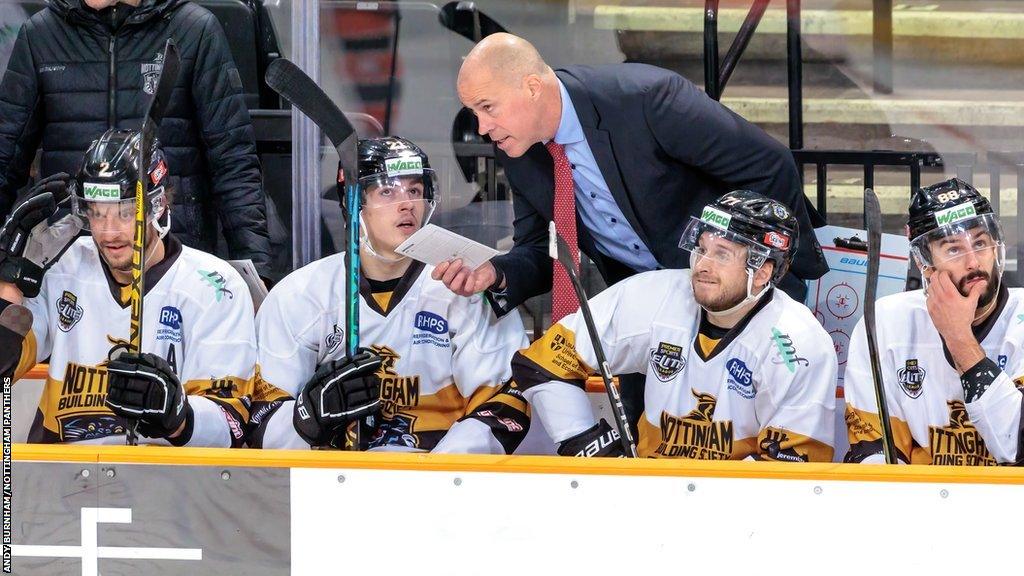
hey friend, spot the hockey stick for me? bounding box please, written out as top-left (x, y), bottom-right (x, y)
top-left (438, 2), bottom-right (508, 43)
top-left (862, 188), bottom-right (897, 464)
top-left (127, 39), bottom-right (180, 446)
top-left (548, 222), bottom-right (638, 457)
top-left (265, 59), bottom-right (364, 451)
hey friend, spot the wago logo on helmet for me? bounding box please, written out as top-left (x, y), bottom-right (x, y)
top-left (83, 182), bottom-right (121, 201)
top-left (934, 202), bottom-right (977, 226)
top-left (700, 206), bottom-right (732, 230)
top-left (385, 156), bottom-right (423, 177)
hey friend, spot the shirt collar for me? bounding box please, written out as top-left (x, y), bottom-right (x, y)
top-left (552, 79), bottom-right (585, 146)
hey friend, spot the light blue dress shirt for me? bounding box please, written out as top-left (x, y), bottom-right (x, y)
top-left (550, 80), bottom-right (659, 272)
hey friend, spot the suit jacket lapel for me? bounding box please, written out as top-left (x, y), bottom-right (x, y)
top-left (557, 70), bottom-right (652, 250)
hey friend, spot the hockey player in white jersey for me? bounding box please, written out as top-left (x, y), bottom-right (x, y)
top-left (512, 191), bottom-right (837, 459)
top-left (845, 178), bottom-right (1024, 465)
top-left (0, 129), bottom-right (254, 446)
top-left (249, 136), bottom-right (531, 453)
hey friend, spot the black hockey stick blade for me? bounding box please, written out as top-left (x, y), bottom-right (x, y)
top-left (862, 188), bottom-right (898, 464)
top-left (265, 58), bottom-right (358, 172)
top-left (548, 223), bottom-right (638, 457)
top-left (142, 39), bottom-right (180, 131)
top-left (439, 2), bottom-right (508, 43)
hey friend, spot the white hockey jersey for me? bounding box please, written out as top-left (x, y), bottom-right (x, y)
top-left (513, 269), bottom-right (838, 461)
top-left (12, 236), bottom-right (255, 446)
top-left (844, 286), bottom-right (1024, 465)
top-left (250, 254), bottom-right (530, 453)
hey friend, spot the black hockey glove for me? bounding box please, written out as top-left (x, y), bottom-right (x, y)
top-left (557, 419), bottom-right (625, 457)
top-left (0, 173), bottom-right (82, 298)
top-left (293, 349), bottom-right (383, 448)
top-left (105, 351), bottom-right (192, 442)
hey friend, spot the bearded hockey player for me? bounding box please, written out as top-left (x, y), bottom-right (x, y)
top-left (0, 129), bottom-right (254, 446)
top-left (845, 178), bottom-right (1024, 465)
top-left (512, 190), bottom-right (837, 460)
top-left (249, 136), bottom-right (530, 453)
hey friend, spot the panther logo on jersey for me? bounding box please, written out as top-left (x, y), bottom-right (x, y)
top-left (141, 51), bottom-right (163, 95)
top-left (897, 359), bottom-right (926, 399)
top-left (56, 290), bottom-right (84, 332)
top-left (371, 345), bottom-right (421, 419)
top-left (650, 342), bottom-right (685, 382)
top-left (652, 390), bottom-right (733, 459)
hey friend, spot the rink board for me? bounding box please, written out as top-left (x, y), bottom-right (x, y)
top-left (9, 445), bottom-right (1024, 575)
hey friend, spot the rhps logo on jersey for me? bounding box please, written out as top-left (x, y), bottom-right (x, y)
top-left (725, 358), bottom-right (756, 399)
top-left (762, 231), bottom-right (791, 250)
top-left (141, 51), bottom-right (164, 95)
top-left (56, 290), bottom-right (84, 332)
top-left (197, 270), bottom-right (234, 302)
top-left (700, 206), bottom-right (732, 230)
top-left (324, 324), bottom-right (344, 355)
top-left (897, 358), bottom-right (926, 399)
top-left (157, 305), bottom-right (183, 343)
top-left (933, 201), bottom-right (977, 227)
top-left (650, 342), bottom-right (686, 382)
top-left (769, 327), bottom-right (809, 373)
top-left (414, 311), bottom-right (448, 334)
top-left (384, 156), bottom-right (423, 178)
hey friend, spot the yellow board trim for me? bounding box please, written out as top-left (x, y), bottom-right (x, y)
top-left (13, 444), bottom-right (1024, 485)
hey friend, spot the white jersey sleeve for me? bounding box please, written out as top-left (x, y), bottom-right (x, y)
top-left (431, 294), bottom-right (530, 454)
top-left (963, 361), bottom-right (1023, 464)
top-left (511, 272), bottom-right (670, 443)
top-left (175, 264), bottom-right (257, 448)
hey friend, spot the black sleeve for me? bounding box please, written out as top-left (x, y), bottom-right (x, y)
top-left (487, 168), bottom-right (554, 317)
top-left (0, 24), bottom-right (44, 220)
top-left (0, 298), bottom-right (32, 381)
top-left (191, 15), bottom-right (271, 274)
top-left (643, 72), bottom-right (828, 281)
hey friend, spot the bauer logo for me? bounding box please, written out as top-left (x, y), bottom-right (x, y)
top-left (700, 206), bottom-right (732, 230)
top-left (726, 358), bottom-right (756, 399)
top-left (385, 156), bottom-right (423, 177)
top-left (414, 311), bottom-right (447, 334)
top-left (934, 202), bottom-right (977, 227)
top-left (56, 290), bottom-right (84, 332)
top-left (650, 342), bottom-right (685, 382)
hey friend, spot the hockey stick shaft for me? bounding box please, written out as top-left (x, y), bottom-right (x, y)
top-left (548, 223), bottom-right (638, 457)
top-left (266, 58), bottom-right (364, 450)
top-left (863, 188), bottom-right (898, 464)
top-left (127, 39), bottom-right (180, 446)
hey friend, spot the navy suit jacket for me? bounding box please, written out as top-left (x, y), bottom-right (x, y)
top-left (490, 63), bottom-right (827, 314)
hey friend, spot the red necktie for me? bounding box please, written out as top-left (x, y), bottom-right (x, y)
top-left (546, 141), bottom-right (580, 323)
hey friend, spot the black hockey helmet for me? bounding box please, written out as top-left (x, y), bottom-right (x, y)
top-left (73, 129), bottom-right (170, 233)
top-left (907, 177), bottom-right (1004, 274)
top-left (679, 190), bottom-right (798, 284)
top-left (338, 136), bottom-right (437, 211)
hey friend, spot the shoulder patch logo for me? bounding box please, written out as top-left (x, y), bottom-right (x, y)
top-left (198, 270), bottom-right (234, 302)
top-left (56, 290), bottom-right (84, 332)
top-left (324, 324), bottom-right (344, 356)
top-left (897, 359), bottom-right (926, 399)
top-left (156, 306), bottom-right (183, 343)
top-left (650, 342), bottom-right (686, 382)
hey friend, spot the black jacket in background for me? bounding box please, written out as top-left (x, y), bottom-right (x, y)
top-left (0, 0), bottom-right (270, 272)
top-left (491, 64), bottom-right (829, 313)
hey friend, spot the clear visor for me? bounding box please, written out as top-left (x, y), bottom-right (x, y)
top-left (359, 171), bottom-right (437, 208)
top-left (73, 187), bottom-right (166, 233)
top-left (679, 216), bottom-right (771, 271)
top-left (910, 213), bottom-right (1005, 270)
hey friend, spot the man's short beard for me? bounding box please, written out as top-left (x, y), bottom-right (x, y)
top-left (958, 263), bottom-right (1000, 307)
top-left (694, 279), bottom-right (748, 312)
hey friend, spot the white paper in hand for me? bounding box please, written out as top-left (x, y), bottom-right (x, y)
top-left (395, 224), bottom-right (500, 270)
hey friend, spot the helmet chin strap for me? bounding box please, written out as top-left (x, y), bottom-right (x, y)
top-left (358, 214), bottom-right (408, 264)
top-left (703, 268), bottom-right (771, 318)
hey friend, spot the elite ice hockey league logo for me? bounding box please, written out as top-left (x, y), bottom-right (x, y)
top-left (56, 290), bottom-right (84, 332)
top-left (650, 342), bottom-right (685, 382)
top-left (897, 358), bottom-right (926, 398)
